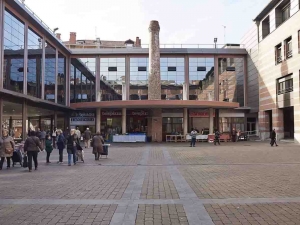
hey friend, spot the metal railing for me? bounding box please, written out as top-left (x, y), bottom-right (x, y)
top-left (277, 55), bottom-right (282, 64)
top-left (287, 50), bottom-right (293, 58)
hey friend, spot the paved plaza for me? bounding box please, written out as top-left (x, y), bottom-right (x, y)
top-left (1, 141), bottom-right (300, 225)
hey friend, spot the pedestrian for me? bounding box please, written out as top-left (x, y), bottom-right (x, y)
top-left (75, 127), bottom-right (81, 142)
top-left (36, 128), bottom-right (41, 140)
top-left (214, 129), bottom-right (221, 146)
top-left (190, 128), bottom-right (197, 147)
top-left (45, 135), bottom-right (53, 163)
top-left (66, 129), bottom-right (79, 166)
top-left (56, 129), bottom-right (65, 164)
top-left (40, 129), bottom-right (46, 150)
top-left (0, 129), bottom-right (15, 170)
top-left (52, 127), bottom-right (57, 149)
top-left (270, 129), bottom-right (278, 147)
top-left (232, 128), bottom-right (237, 142)
top-left (24, 131), bottom-right (43, 172)
top-left (83, 128), bottom-right (92, 148)
top-left (91, 131), bottom-right (104, 160)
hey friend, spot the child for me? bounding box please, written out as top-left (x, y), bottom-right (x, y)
top-left (45, 135), bottom-right (53, 163)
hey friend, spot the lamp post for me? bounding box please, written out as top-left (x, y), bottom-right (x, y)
top-left (214, 38), bottom-right (218, 49)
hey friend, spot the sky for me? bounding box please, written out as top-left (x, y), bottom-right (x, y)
top-left (24, 0), bottom-right (269, 45)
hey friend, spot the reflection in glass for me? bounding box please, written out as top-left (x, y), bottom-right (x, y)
top-left (130, 58), bottom-right (148, 100)
top-left (27, 28), bottom-right (42, 98)
top-left (161, 58), bottom-right (184, 100)
top-left (218, 58), bottom-right (244, 106)
top-left (100, 58), bottom-right (124, 101)
top-left (3, 9), bottom-right (25, 93)
top-left (189, 58), bottom-right (214, 101)
top-left (58, 52), bottom-right (66, 105)
top-left (45, 42), bottom-right (56, 102)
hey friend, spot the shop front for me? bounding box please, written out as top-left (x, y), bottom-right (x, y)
top-left (70, 112), bottom-right (96, 134)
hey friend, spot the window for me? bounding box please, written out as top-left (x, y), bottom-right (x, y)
top-left (262, 16), bottom-right (270, 39)
top-left (275, 0), bottom-right (291, 27)
top-left (138, 66), bottom-right (146, 71)
top-left (168, 67), bottom-right (176, 71)
top-left (197, 67), bottom-right (206, 71)
top-left (278, 77), bottom-right (293, 94)
top-left (275, 43), bottom-right (282, 64)
top-left (285, 37), bottom-right (292, 59)
top-left (108, 67), bottom-right (117, 71)
top-left (282, 3), bottom-right (290, 22)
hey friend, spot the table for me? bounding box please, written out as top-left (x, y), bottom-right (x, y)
top-left (186, 135), bottom-right (208, 142)
top-left (113, 134), bottom-right (146, 143)
top-left (166, 135), bottom-right (186, 142)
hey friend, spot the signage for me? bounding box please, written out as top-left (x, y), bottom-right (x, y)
top-left (101, 110), bottom-right (149, 117)
top-left (70, 112), bottom-right (95, 126)
top-left (189, 110), bottom-right (215, 118)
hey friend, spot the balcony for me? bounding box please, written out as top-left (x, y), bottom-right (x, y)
top-left (286, 50), bottom-right (292, 58)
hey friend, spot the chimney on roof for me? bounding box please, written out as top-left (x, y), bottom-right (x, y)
top-left (69, 32), bottom-right (77, 44)
top-left (135, 37), bottom-right (141, 47)
top-left (56, 33), bottom-right (61, 40)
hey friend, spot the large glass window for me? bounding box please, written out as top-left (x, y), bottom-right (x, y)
top-left (45, 42), bottom-right (56, 102)
top-left (100, 58), bottom-right (124, 101)
top-left (218, 58), bottom-right (244, 107)
top-left (3, 9), bottom-right (25, 93)
top-left (80, 58), bottom-right (96, 101)
top-left (130, 58), bottom-right (148, 100)
top-left (161, 58), bottom-right (184, 100)
top-left (189, 58), bottom-right (214, 100)
top-left (71, 58), bottom-right (95, 103)
top-left (27, 28), bottom-right (42, 98)
top-left (58, 52), bottom-right (66, 105)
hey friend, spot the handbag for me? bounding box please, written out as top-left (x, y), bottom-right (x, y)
top-left (4, 140), bottom-right (14, 155)
top-left (23, 155), bottom-right (28, 168)
top-left (76, 143), bottom-right (83, 151)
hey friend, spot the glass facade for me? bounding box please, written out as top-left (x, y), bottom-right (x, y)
top-left (100, 58), bottom-right (125, 101)
top-left (57, 52), bottom-right (66, 104)
top-left (161, 58), bottom-right (184, 100)
top-left (130, 58), bottom-right (148, 100)
top-left (218, 58), bottom-right (244, 106)
top-left (3, 9), bottom-right (25, 93)
top-left (70, 58), bottom-right (95, 103)
top-left (45, 42), bottom-right (56, 102)
top-left (189, 58), bottom-right (214, 100)
top-left (27, 28), bottom-right (42, 98)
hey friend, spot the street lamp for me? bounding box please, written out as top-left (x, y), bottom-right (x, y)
top-left (53, 28), bottom-right (59, 34)
top-left (214, 38), bottom-right (218, 49)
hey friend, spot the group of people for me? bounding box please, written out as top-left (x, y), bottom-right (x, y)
top-left (190, 128), bottom-right (221, 147)
top-left (0, 127), bottom-right (106, 172)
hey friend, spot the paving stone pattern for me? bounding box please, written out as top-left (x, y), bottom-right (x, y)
top-left (1, 142), bottom-right (300, 225)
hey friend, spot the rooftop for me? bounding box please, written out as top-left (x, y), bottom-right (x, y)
top-left (253, 0), bottom-right (281, 21)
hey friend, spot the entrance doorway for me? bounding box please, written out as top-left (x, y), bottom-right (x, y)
top-left (247, 118), bottom-right (256, 135)
top-left (283, 107), bottom-right (294, 139)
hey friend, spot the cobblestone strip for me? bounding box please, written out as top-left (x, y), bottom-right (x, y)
top-left (110, 203), bottom-right (138, 225)
top-left (184, 203), bottom-right (214, 225)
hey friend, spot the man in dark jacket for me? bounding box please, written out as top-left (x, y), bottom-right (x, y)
top-left (91, 132), bottom-right (104, 160)
top-left (83, 128), bottom-right (92, 148)
top-left (24, 131), bottom-right (43, 172)
top-left (232, 128), bottom-right (237, 142)
top-left (270, 129), bottom-right (278, 147)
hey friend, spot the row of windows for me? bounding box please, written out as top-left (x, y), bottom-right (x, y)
top-left (275, 35), bottom-right (293, 65)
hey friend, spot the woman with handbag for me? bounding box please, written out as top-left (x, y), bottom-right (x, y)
top-left (66, 129), bottom-right (79, 166)
top-left (91, 131), bottom-right (104, 161)
top-left (0, 129), bottom-right (15, 170)
top-left (24, 131), bottom-right (43, 172)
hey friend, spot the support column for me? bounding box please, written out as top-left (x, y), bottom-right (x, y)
top-left (23, 23), bottom-right (28, 95)
top-left (55, 49), bottom-right (58, 104)
top-left (96, 108), bottom-right (101, 133)
top-left (214, 109), bottom-right (220, 131)
top-left (183, 108), bottom-right (188, 135)
top-left (41, 37), bottom-right (45, 99)
top-left (272, 108), bottom-right (284, 140)
top-left (151, 109), bottom-right (162, 142)
top-left (148, 21), bottom-right (161, 100)
top-left (209, 108), bottom-right (214, 134)
top-left (122, 83), bottom-right (127, 100)
top-left (0, 0), bottom-right (5, 90)
top-left (38, 116), bottom-right (42, 130)
top-left (0, 98), bottom-right (3, 135)
top-left (258, 110), bottom-right (270, 140)
top-left (214, 56), bottom-right (219, 101)
top-left (243, 56), bottom-right (248, 107)
top-left (53, 112), bottom-right (58, 129)
top-left (96, 56), bottom-right (101, 102)
top-left (122, 108), bottom-right (126, 134)
top-left (183, 55), bottom-right (189, 100)
top-left (65, 56), bottom-right (71, 106)
top-left (125, 55), bottom-right (130, 100)
top-left (22, 101), bottom-right (28, 141)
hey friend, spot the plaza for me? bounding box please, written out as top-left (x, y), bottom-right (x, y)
top-left (1, 141), bottom-right (300, 225)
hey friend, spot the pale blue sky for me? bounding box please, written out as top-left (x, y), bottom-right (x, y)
top-left (24, 0), bottom-right (269, 44)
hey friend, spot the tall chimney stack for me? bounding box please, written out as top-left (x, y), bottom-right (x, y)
top-left (148, 21), bottom-right (161, 100)
top-left (69, 32), bottom-right (77, 44)
top-left (56, 33), bottom-right (61, 40)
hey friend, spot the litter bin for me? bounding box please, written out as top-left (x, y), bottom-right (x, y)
top-left (147, 136), bottom-right (152, 142)
top-left (101, 144), bottom-right (110, 158)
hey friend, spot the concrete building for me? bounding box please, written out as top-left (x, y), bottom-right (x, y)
top-left (0, 0), bottom-right (251, 143)
top-left (241, 0), bottom-right (300, 142)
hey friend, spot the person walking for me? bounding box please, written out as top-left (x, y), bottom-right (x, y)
top-left (45, 135), bottom-right (53, 163)
top-left (214, 129), bottom-right (221, 146)
top-left (66, 129), bottom-right (79, 166)
top-left (24, 131), bottom-right (43, 172)
top-left (40, 129), bottom-right (46, 150)
top-left (270, 129), bottom-right (278, 147)
top-left (56, 129), bottom-right (65, 164)
top-left (232, 128), bottom-right (237, 142)
top-left (0, 129), bottom-right (15, 170)
top-left (190, 128), bottom-right (197, 147)
top-left (91, 131), bottom-right (104, 160)
top-left (52, 128), bottom-right (57, 149)
top-left (75, 127), bottom-right (81, 142)
top-left (83, 128), bottom-right (92, 148)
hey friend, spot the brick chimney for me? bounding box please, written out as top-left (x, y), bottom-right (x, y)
top-left (69, 32), bottom-right (77, 44)
top-left (56, 33), bottom-right (61, 40)
top-left (135, 37), bottom-right (141, 47)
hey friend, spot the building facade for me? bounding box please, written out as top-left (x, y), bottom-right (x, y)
top-left (0, 0), bottom-right (251, 143)
top-left (242, 0), bottom-right (300, 142)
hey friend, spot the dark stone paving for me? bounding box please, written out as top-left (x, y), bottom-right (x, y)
top-left (0, 142), bottom-right (300, 225)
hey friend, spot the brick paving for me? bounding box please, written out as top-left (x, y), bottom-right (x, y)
top-left (0, 142), bottom-right (300, 224)
top-left (135, 204), bottom-right (189, 225)
top-left (140, 168), bottom-right (179, 199)
top-left (204, 203), bottom-right (300, 225)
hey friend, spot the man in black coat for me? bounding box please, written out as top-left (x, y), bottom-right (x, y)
top-left (270, 129), bottom-right (278, 147)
